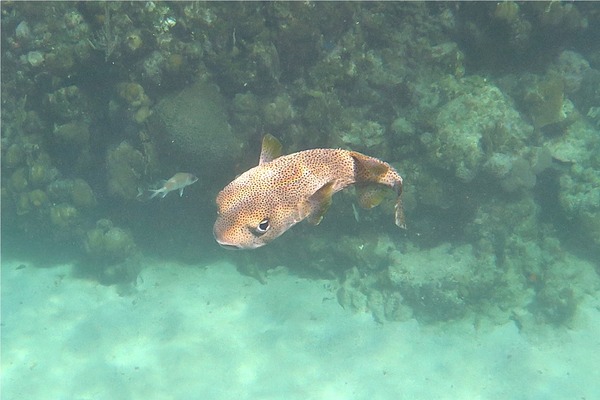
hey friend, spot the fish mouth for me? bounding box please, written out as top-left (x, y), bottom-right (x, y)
top-left (214, 234), bottom-right (243, 250)
top-left (218, 242), bottom-right (242, 250)
top-left (214, 225), bottom-right (262, 250)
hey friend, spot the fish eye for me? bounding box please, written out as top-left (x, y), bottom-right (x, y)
top-left (254, 219), bottom-right (270, 235)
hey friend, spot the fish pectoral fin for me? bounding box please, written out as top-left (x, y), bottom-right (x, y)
top-left (259, 134), bottom-right (283, 165)
top-left (303, 182), bottom-right (335, 225)
top-left (356, 183), bottom-right (388, 209)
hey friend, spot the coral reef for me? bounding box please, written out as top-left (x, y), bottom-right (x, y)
top-left (82, 219), bottom-right (141, 285)
top-left (106, 141), bottom-right (146, 201)
top-left (1, 2), bottom-right (599, 325)
top-left (115, 82), bottom-right (153, 124)
top-left (425, 79), bottom-right (534, 183)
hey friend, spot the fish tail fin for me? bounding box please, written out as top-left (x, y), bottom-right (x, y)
top-left (395, 194), bottom-right (406, 229)
top-left (149, 189), bottom-right (163, 199)
top-left (350, 151), bottom-right (406, 229)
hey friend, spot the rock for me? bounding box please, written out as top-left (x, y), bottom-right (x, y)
top-left (150, 80), bottom-right (244, 176)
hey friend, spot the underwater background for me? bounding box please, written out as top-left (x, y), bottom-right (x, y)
top-left (2, 2), bottom-right (600, 399)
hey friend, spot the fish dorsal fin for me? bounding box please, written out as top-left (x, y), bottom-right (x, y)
top-left (259, 134), bottom-right (283, 165)
top-left (301, 181), bottom-right (335, 225)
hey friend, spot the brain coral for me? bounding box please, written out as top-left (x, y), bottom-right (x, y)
top-left (426, 83), bottom-right (533, 182)
top-left (151, 81), bottom-right (244, 172)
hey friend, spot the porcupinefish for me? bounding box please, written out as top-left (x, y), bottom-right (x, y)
top-left (213, 135), bottom-right (405, 249)
top-left (149, 172), bottom-right (198, 199)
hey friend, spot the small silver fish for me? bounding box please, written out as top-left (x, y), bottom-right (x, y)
top-left (149, 172), bottom-right (198, 199)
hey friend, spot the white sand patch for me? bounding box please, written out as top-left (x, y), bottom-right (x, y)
top-left (2, 259), bottom-right (599, 400)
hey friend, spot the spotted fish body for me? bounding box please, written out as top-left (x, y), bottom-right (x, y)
top-left (214, 135), bottom-right (405, 249)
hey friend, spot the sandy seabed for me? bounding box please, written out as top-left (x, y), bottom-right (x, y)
top-left (2, 259), bottom-right (599, 400)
